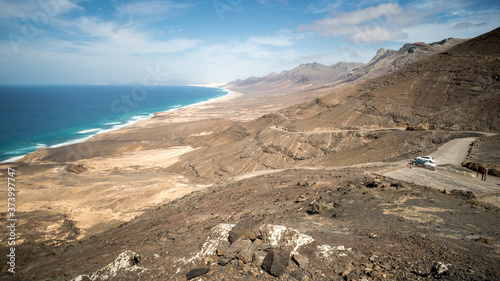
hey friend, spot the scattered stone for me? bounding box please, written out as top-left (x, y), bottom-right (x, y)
top-left (475, 238), bottom-right (494, 245)
top-left (236, 243), bottom-right (256, 264)
top-left (186, 268), bottom-right (210, 280)
top-left (342, 269), bottom-right (352, 277)
top-left (369, 270), bottom-right (383, 278)
top-left (216, 240), bottom-right (231, 256)
top-left (71, 275), bottom-right (91, 281)
top-left (290, 270), bottom-right (304, 280)
top-left (66, 164), bottom-right (87, 174)
top-left (345, 271), bottom-right (360, 281)
top-left (224, 238), bottom-right (249, 259)
top-left (308, 201), bottom-right (325, 214)
top-left (218, 256), bottom-right (232, 266)
top-left (261, 248), bottom-right (290, 277)
top-left (295, 195), bottom-right (307, 203)
top-left (443, 189), bottom-right (452, 195)
top-left (366, 179), bottom-right (382, 188)
top-left (430, 262), bottom-right (451, 277)
top-left (253, 250), bottom-right (268, 267)
top-left (292, 254), bottom-right (309, 269)
top-left (242, 263), bottom-right (252, 273)
top-left (252, 238), bottom-right (262, 248)
top-left (260, 242), bottom-right (274, 252)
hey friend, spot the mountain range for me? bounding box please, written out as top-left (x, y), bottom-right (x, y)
top-left (169, 28), bottom-right (500, 181)
top-left (224, 61), bottom-right (363, 95)
top-left (226, 37), bottom-right (468, 96)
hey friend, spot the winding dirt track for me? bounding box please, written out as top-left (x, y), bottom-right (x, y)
top-left (233, 131), bottom-right (500, 207)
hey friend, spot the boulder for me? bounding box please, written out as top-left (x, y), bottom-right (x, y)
top-left (186, 268), bottom-right (210, 280)
top-left (292, 254), bottom-right (309, 269)
top-left (253, 251), bottom-right (267, 267)
top-left (236, 243), bottom-right (256, 264)
top-left (218, 256), bottom-right (232, 266)
top-left (216, 240), bottom-right (231, 256)
top-left (261, 248), bottom-right (290, 277)
top-left (228, 220), bottom-right (262, 243)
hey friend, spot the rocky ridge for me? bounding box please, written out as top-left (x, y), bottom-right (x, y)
top-left (224, 62), bottom-right (363, 95)
top-left (345, 38), bottom-right (468, 83)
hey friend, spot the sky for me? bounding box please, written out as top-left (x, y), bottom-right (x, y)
top-left (0, 0), bottom-right (499, 85)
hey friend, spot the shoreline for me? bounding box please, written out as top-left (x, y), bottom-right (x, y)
top-left (2, 87), bottom-right (238, 163)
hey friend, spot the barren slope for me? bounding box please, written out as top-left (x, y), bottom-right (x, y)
top-left (168, 28), bottom-right (499, 181)
top-left (281, 28), bottom-right (500, 131)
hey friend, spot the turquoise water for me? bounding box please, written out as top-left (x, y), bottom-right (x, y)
top-left (0, 85), bottom-right (228, 162)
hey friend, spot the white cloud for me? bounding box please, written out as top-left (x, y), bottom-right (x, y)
top-left (305, 1), bottom-right (342, 14)
top-left (249, 30), bottom-right (303, 47)
top-left (114, 1), bottom-right (195, 20)
top-left (299, 3), bottom-right (420, 43)
top-left (0, 0), bottom-right (81, 19)
top-left (452, 21), bottom-right (488, 30)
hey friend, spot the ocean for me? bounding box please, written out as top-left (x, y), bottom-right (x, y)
top-left (0, 85), bottom-right (228, 162)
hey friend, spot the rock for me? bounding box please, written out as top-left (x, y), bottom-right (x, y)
top-left (242, 263), bottom-right (252, 273)
top-left (252, 238), bottom-right (262, 248)
top-left (218, 256), bottom-right (232, 266)
top-left (217, 240), bottom-right (231, 256)
top-left (261, 248), bottom-right (290, 277)
top-left (224, 238), bottom-right (250, 259)
top-left (475, 238), bottom-right (494, 245)
top-left (260, 242), bottom-right (273, 251)
top-left (295, 195), bottom-right (307, 203)
top-left (369, 270), bottom-right (383, 278)
top-left (89, 250), bottom-right (144, 280)
top-left (71, 251), bottom-right (145, 281)
top-left (345, 272), bottom-right (360, 281)
top-left (430, 262), bottom-right (451, 277)
top-left (186, 268), bottom-right (210, 280)
top-left (292, 254), bottom-right (309, 269)
top-left (308, 201), bottom-right (325, 214)
top-left (236, 242), bottom-right (256, 264)
top-left (366, 179), bottom-right (383, 188)
top-left (290, 270), bottom-right (304, 280)
top-left (66, 164), bottom-right (87, 174)
top-left (71, 275), bottom-right (91, 281)
top-left (253, 251), bottom-right (267, 267)
top-left (228, 220), bottom-right (261, 243)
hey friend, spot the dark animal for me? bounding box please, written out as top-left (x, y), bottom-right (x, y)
top-left (476, 166), bottom-right (488, 181)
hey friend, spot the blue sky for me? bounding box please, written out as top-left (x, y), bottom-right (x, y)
top-left (0, 0), bottom-right (498, 84)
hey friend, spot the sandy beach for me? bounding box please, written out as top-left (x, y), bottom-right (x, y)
top-left (0, 86), bottom-right (327, 244)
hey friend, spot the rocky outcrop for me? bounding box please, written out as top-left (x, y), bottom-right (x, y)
top-left (71, 251), bottom-right (145, 281)
top-left (345, 37), bottom-right (467, 83)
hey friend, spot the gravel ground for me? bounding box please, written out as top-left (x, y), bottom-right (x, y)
top-left (381, 166), bottom-right (500, 198)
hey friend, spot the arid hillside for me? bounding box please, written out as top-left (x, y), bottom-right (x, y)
top-left (344, 37), bottom-right (467, 83)
top-left (280, 28), bottom-right (500, 132)
top-left (1, 28), bottom-right (499, 281)
top-left (168, 28), bottom-right (499, 181)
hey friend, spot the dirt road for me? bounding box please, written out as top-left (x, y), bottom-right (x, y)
top-left (431, 137), bottom-right (476, 165)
